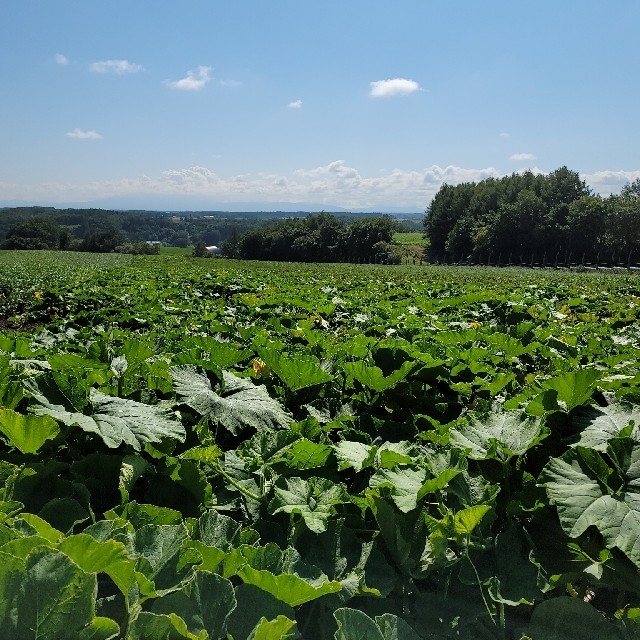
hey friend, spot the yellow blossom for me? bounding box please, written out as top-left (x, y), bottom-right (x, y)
top-left (252, 358), bottom-right (269, 377)
top-left (470, 321), bottom-right (482, 329)
top-left (34, 291), bottom-right (43, 299)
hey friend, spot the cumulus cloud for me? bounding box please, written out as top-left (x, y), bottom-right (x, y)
top-left (90, 59), bottom-right (144, 74)
top-left (166, 66), bottom-right (212, 91)
top-left (582, 170), bottom-right (640, 195)
top-left (370, 78), bottom-right (421, 97)
top-left (510, 153), bottom-right (536, 161)
top-left (54, 53), bottom-right (69, 65)
top-left (4, 162), bottom-right (638, 209)
top-left (66, 128), bottom-right (103, 140)
top-left (288, 100), bottom-right (303, 109)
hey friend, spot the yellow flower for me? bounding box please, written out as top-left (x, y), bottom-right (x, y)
top-left (470, 321), bottom-right (482, 329)
top-left (34, 291), bottom-right (43, 299)
top-left (252, 358), bottom-right (269, 377)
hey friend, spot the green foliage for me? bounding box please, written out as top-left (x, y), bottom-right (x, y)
top-left (225, 212), bottom-right (398, 263)
top-left (0, 252), bottom-right (639, 637)
top-left (423, 167), bottom-right (640, 266)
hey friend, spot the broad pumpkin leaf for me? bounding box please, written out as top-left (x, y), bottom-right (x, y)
top-left (0, 548), bottom-right (98, 640)
top-left (343, 360), bottom-right (416, 393)
top-left (171, 365), bottom-right (291, 435)
top-left (269, 477), bottom-right (347, 533)
top-left (151, 571), bottom-right (236, 640)
top-left (0, 408), bottom-right (60, 454)
top-left (333, 441), bottom-right (376, 472)
top-left (258, 349), bottom-right (334, 392)
top-left (247, 615), bottom-right (299, 640)
top-left (369, 467), bottom-right (428, 513)
top-left (226, 584), bottom-right (296, 640)
top-left (133, 524), bottom-right (190, 593)
top-left (236, 565), bottom-right (342, 607)
top-left (453, 505), bottom-right (492, 536)
top-left (58, 533), bottom-right (137, 595)
top-left (334, 608), bottom-right (384, 640)
top-left (572, 400), bottom-right (640, 451)
top-left (127, 611), bottom-right (198, 640)
top-left (540, 369), bottom-right (602, 412)
top-left (542, 441), bottom-right (640, 567)
top-left (25, 378), bottom-right (185, 450)
top-left (524, 596), bottom-right (631, 640)
top-left (449, 407), bottom-right (547, 460)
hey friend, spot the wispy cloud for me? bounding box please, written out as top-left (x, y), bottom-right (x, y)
top-left (90, 59), bottom-right (144, 74)
top-left (66, 128), bottom-right (103, 140)
top-left (166, 66), bottom-right (212, 91)
top-left (219, 79), bottom-right (242, 87)
top-left (54, 53), bottom-right (69, 65)
top-left (288, 100), bottom-right (303, 109)
top-left (370, 78), bottom-right (421, 97)
top-left (499, 132), bottom-right (510, 138)
top-left (510, 152), bottom-right (536, 161)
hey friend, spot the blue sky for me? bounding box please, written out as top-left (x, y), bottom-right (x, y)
top-left (1, 1), bottom-right (639, 212)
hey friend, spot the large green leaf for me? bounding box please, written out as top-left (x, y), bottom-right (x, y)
top-left (227, 584), bottom-right (295, 640)
top-left (335, 609), bottom-right (423, 640)
top-left (171, 365), bottom-right (291, 435)
top-left (0, 408), bottom-right (60, 454)
top-left (236, 565), bottom-right (342, 607)
top-left (343, 360), bottom-right (415, 393)
top-left (572, 400), bottom-right (640, 451)
top-left (535, 369), bottom-right (602, 413)
top-left (524, 597), bottom-right (632, 640)
top-left (542, 442), bottom-right (640, 567)
top-left (449, 407), bottom-right (547, 460)
top-left (369, 467), bottom-right (428, 513)
top-left (25, 378), bottom-right (185, 450)
top-left (127, 611), bottom-right (197, 640)
top-left (0, 548), bottom-right (98, 640)
top-left (269, 477), bottom-right (347, 533)
top-left (151, 571), bottom-right (236, 639)
top-left (58, 533), bottom-right (137, 596)
top-left (247, 615), bottom-right (299, 640)
top-left (259, 349), bottom-right (334, 392)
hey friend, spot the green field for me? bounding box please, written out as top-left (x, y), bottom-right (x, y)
top-left (1, 250), bottom-right (640, 639)
top-left (392, 231), bottom-right (428, 247)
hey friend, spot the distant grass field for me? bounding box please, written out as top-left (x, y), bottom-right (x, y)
top-left (158, 246), bottom-right (193, 256)
top-left (393, 232), bottom-right (428, 247)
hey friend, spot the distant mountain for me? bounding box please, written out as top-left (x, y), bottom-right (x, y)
top-left (0, 195), bottom-right (422, 216)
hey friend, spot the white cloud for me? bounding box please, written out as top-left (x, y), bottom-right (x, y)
top-left (582, 170), bottom-right (640, 195)
top-left (4, 163), bottom-right (638, 209)
top-left (166, 66), bottom-right (212, 91)
top-left (499, 132), bottom-right (510, 138)
top-left (66, 128), bottom-right (103, 140)
top-left (54, 53), bottom-right (69, 65)
top-left (510, 153), bottom-right (536, 161)
top-left (220, 79), bottom-right (242, 87)
top-left (90, 59), bottom-right (144, 74)
top-left (288, 100), bottom-right (303, 109)
top-left (369, 78), bottom-right (421, 97)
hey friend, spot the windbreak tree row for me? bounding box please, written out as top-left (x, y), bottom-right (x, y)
top-left (425, 169), bottom-right (640, 266)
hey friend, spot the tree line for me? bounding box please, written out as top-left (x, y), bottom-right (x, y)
top-left (0, 207), bottom-right (271, 252)
top-left (222, 212), bottom-right (403, 263)
top-left (424, 168), bottom-right (640, 267)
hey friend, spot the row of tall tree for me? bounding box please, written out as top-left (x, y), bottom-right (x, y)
top-left (222, 212), bottom-right (402, 263)
top-left (424, 168), bottom-right (640, 266)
